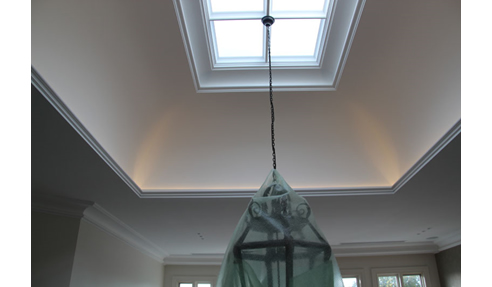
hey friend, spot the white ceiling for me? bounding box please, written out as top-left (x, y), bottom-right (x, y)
top-left (31, 0), bottom-right (461, 261)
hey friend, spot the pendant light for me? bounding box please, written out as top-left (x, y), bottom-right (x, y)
top-left (216, 15), bottom-right (344, 287)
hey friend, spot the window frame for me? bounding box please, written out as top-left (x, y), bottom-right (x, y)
top-left (371, 266), bottom-right (430, 287)
top-left (202, 0), bottom-right (333, 69)
top-left (340, 268), bottom-right (364, 287)
top-left (172, 276), bottom-right (217, 287)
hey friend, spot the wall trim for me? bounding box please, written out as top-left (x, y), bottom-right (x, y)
top-left (31, 67), bottom-right (143, 199)
top-left (435, 230), bottom-right (461, 252)
top-left (32, 67), bottom-right (460, 199)
top-left (162, 241), bottom-right (443, 265)
top-left (392, 120), bottom-right (461, 193)
top-left (332, 241), bottom-right (439, 257)
top-left (83, 204), bottom-right (169, 263)
top-left (164, 254), bottom-right (224, 266)
top-left (31, 193), bottom-right (93, 218)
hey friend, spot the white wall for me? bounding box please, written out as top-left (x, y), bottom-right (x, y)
top-left (69, 219), bottom-right (164, 287)
top-left (163, 254), bottom-right (441, 287)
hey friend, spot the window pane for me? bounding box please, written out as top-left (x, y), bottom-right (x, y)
top-left (378, 276), bottom-right (399, 287)
top-left (403, 275), bottom-right (422, 287)
top-left (197, 284), bottom-right (212, 287)
top-left (272, 0), bottom-right (326, 13)
top-left (214, 20), bottom-right (263, 58)
top-left (343, 277), bottom-right (358, 287)
top-left (179, 284), bottom-right (193, 287)
top-left (210, 0), bottom-right (263, 13)
top-left (271, 19), bottom-right (321, 57)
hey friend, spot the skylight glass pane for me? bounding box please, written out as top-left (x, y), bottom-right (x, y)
top-left (272, 0), bottom-right (326, 13)
top-left (210, 0), bottom-right (264, 13)
top-left (214, 20), bottom-right (263, 58)
top-left (271, 19), bottom-right (321, 57)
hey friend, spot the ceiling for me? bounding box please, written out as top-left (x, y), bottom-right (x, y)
top-left (31, 0), bottom-right (461, 262)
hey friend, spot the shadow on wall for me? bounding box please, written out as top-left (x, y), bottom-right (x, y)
top-left (435, 245), bottom-right (461, 287)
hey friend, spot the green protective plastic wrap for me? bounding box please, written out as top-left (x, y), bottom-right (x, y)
top-left (216, 169), bottom-right (344, 287)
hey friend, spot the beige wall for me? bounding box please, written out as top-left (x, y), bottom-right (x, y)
top-left (32, 211), bottom-right (81, 287)
top-left (163, 253), bottom-right (441, 287)
top-left (69, 219), bottom-right (164, 287)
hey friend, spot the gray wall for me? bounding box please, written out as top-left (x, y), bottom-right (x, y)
top-left (32, 211), bottom-right (81, 287)
top-left (32, 212), bottom-right (164, 287)
top-left (69, 219), bottom-right (164, 287)
top-left (435, 245), bottom-right (461, 287)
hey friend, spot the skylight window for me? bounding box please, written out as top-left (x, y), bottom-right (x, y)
top-left (203, 0), bottom-right (332, 68)
top-left (173, 0), bottom-right (365, 92)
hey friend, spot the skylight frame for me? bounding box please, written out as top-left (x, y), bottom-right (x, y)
top-left (202, 0), bottom-right (334, 70)
top-left (173, 0), bottom-right (366, 92)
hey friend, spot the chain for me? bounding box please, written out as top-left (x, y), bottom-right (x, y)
top-left (267, 24), bottom-right (277, 170)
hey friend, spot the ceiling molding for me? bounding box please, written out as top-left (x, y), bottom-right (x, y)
top-left (392, 119), bottom-right (461, 193)
top-left (332, 241), bottom-right (439, 257)
top-left (435, 230), bottom-right (461, 252)
top-left (32, 67), bottom-right (460, 199)
top-left (31, 67), bottom-right (144, 199)
top-left (161, 241), bottom-right (441, 266)
top-left (139, 186), bottom-right (394, 199)
top-left (32, 193), bottom-right (93, 218)
top-left (83, 203), bottom-right (169, 263)
top-left (164, 254), bottom-right (224, 266)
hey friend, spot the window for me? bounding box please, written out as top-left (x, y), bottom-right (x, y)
top-left (173, 276), bottom-right (216, 287)
top-left (372, 267), bottom-right (430, 287)
top-left (343, 276), bottom-right (359, 287)
top-left (341, 268), bottom-right (364, 287)
top-left (179, 284), bottom-right (211, 287)
top-left (203, 0), bottom-right (331, 68)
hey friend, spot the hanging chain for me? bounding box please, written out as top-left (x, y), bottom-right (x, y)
top-left (267, 24), bottom-right (277, 170)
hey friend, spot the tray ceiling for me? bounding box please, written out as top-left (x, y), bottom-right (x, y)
top-left (32, 0), bottom-right (460, 198)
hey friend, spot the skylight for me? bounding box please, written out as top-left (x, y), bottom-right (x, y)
top-left (173, 0), bottom-right (365, 92)
top-left (203, 0), bottom-right (331, 68)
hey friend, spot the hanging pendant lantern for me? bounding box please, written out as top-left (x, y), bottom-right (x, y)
top-left (216, 169), bottom-right (344, 287)
top-left (216, 15), bottom-right (344, 287)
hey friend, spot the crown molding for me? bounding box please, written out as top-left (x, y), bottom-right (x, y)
top-left (31, 193), bottom-right (93, 218)
top-left (435, 230), bottom-right (461, 252)
top-left (164, 254), bottom-right (224, 266)
top-left (392, 120), bottom-right (461, 193)
top-left (332, 241), bottom-right (439, 257)
top-left (31, 67), bottom-right (144, 199)
top-left (32, 67), bottom-right (460, 199)
top-left (162, 241), bottom-right (441, 265)
top-left (83, 204), bottom-right (169, 263)
top-left (139, 186), bottom-right (394, 199)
